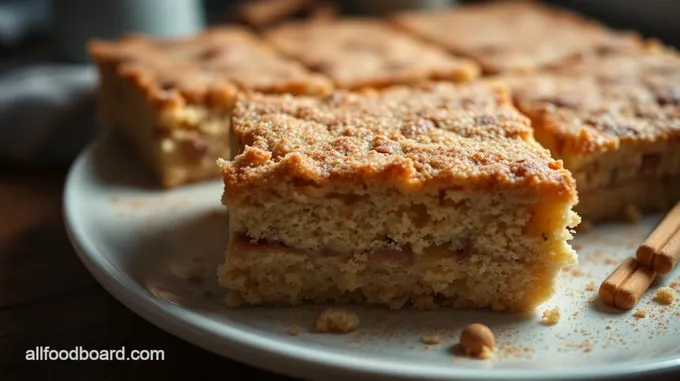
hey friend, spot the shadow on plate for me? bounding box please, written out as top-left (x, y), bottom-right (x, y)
top-left (88, 132), bottom-right (164, 191)
top-left (110, 207), bottom-right (230, 311)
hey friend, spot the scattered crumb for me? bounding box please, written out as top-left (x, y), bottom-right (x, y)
top-left (315, 308), bottom-right (359, 333)
top-left (496, 342), bottom-right (534, 358)
top-left (421, 335), bottom-right (442, 345)
top-left (604, 257), bottom-right (618, 265)
top-left (572, 311), bottom-right (579, 317)
top-left (575, 220), bottom-right (592, 233)
top-left (655, 287), bottom-right (675, 305)
top-left (633, 307), bottom-right (647, 318)
top-left (287, 327), bottom-right (300, 336)
top-left (459, 324), bottom-right (495, 359)
top-left (605, 325), bottom-right (612, 330)
top-left (573, 244), bottom-right (583, 251)
top-left (623, 204), bottom-right (641, 223)
top-left (541, 306), bottom-right (561, 325)
top-left (563, 267), bottom-right (585, 277)
top-left (585, 281), bottom-right (596, 292)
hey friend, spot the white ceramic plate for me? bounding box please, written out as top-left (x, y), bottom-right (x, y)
top-left (64, 134), bottom-right (680, 381)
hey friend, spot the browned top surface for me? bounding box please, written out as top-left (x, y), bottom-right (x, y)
top-left (88, 27), bottom-right (333, 108)
top-left (219, 82), bottom-right (576, 198)
top-left (504, 50), bottom-right (680, 157)
top-left (549, 45), bottom-right (680, 90)
top-left (391, 0), bottom-right (641, 74)
top-left (263, 18), bottom-right (480, 89)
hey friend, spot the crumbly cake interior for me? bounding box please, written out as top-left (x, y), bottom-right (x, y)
top-left (95, 64), bottom-right (233, 186)
top-left (217, 82), bottom-right (579, 311)
top-left (226, 186), bottom-right (574, 262)
top-left (263, 18), bottom-right (480, 89)
top-left (503, 49), bottom-right (680, 220)
top-left (220, 187), bottom-right (578, 311)
top-left (390, 0), bottom-right (641, 74)
top-left (220, 233), bottom-right (568, 312)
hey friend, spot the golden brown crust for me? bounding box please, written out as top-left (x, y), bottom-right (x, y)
top-left (503, 50), bottom-right (680, 158)
top-left (391, 0), bottom-right (642, 74)
top-left (87, 27), bottom-right (333, 112)
top-left (219, 81), bottom-right (576, 198)
top-left (263, 18), bottom-right (480, 89)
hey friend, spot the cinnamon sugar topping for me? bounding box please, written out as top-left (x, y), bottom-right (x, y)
top-left (219, 82), bottom-right (576, 198)
top-left (88, 27), bottom-right (332, 108)
top-left (392, 0), bottom-right (641, 74)
top-left (504, 49), bottom-right (680, 158)
top-left (264, 19), bottom-right (479, 89)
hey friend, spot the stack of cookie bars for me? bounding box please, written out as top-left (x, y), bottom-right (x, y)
top-left (89, 0), bottom-right (680, 312)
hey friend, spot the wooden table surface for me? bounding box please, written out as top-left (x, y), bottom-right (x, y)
top-left (0, 165), bottom-right (292, 380)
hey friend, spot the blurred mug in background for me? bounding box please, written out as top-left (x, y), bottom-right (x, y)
top-left (52, 0), bottom-right (206, 62)
top-left (349, 0), bottom-right (456, 15)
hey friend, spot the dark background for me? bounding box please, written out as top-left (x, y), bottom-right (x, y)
top-left (2, 0), bottom-right (680, 63)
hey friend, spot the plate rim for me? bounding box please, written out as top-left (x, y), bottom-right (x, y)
top-left (63, 135), bottom-right (680, 381)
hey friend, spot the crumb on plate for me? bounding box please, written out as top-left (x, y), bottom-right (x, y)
top-left (541, 306), bottom-right (561, 325)
top-left (633, 307), bottom-right (647, 318)
top-left (655, 287), bottom-right (675, 305)
top-left (315, 308), bottom-right (359, 333)
top-left (604, 257), bottom-right (618, 265)
top-left (421, 335), bottom-right (442, 345)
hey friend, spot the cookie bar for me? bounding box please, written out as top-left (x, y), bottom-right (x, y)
top-left (88, 27), bottom-right (332, 187)
top-left (216, 82), bottom-right (580, 312)
top-left (263, 18), bottom-right (480, 89)
top-left (505, 48), bottom-right (680, 221)
top-left (391, 0), bottom-right (641, 74)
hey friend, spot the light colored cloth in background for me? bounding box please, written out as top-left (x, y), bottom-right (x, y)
top-left (0, 0), bottom-right (49, 47)
top-left (0, 65), bottom-right (98, 165)
top-left (0, 0), bottom-right (95, 166)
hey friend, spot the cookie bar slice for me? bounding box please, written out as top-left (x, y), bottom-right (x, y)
top-left (505, 48), bottom-right (680, 222)
top-left (88, 27), bottom-right (332, 187)
top-left (263, 18), bottom-right (480, 89)
top-left (217, 82), bottom-right (579, 312)
top-left (391, 0), bottom-right (641, 74)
